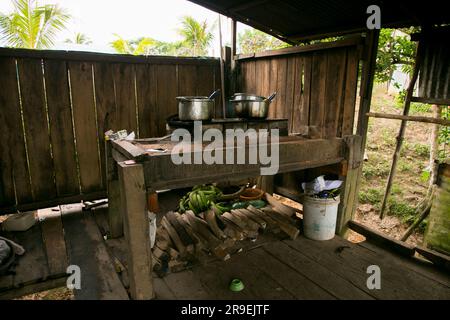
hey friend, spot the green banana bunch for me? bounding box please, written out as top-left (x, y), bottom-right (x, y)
top-left (178, 185), bottom-right (223, 215)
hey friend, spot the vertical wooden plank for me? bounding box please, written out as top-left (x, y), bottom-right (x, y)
top-left (0, 57), bottom-right (32, 206)
top-left (18, 58), bottom-right (56, 201)
top-left (308, 52), bottom-right (327, 138)
top-left (268, 58), bottom-right (278, 118)
top-left (341, 47), bottom-right (359, 136)
top-left (292, 56), bottom-right (309, 134)
top-left (284, 56), bottom-right (296, 132)
top-left (44, 59), bottom-right (79, 196)
top-left (106, 141), bottom-right (123, 238)
top-left (93, 62), bottom-right (117, 188)
top-left (275, 57), bottom-right (288, 119)
top-left (69, 61), bottom-right (102, 194)
top-left (156, 64), bottom-right (177, 135)
top-left (245, 60), bottom-right (256, 93)
top-left (213, 63), bottom-right (223, 118)
top-left (113, 63), bottom-right (138, 135)
top-left (323, 48), bottom-right (347, 138)
top-left (135, 64), bottom-right (158, 138)
top-left (118, 162), bottom-right (153, 299)
top-left (178, 64), bottom-right (197, 96)
top-left (256, 59), bottom-right (270, 97)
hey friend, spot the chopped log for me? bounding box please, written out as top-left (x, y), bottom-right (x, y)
top-left (204, 209), bottom-right (227, 239)
top-left (166, 211), bottom-right (195, 253)
top-left (174, 213), bottom-right (199, 244)
top-left (222, 212), bottom-right (258, 238)
top-left (168, 247), bottom-right (179, 259)
top-left (152, 246), bottom-right (169, 262)
top-left (265, 193), bottom-right (296, 217)
top-left (259, 208), bottom-right (299, 240)
top-left (161, 216), bottom-right (186, 256)
top-left (155, 238), bottom-right (170, 251)
top-left (185, 211), bottom-right (221, 249)
top-left (247, 205), bottom-right (281, 232)
top-left (237, 208), bottom-right (266, 229)
top-left (232, 209), bottom-right (260, 231)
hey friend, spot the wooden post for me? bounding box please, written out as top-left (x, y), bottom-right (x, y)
top-left (379, 40), bottom-right (424, 219)
top-left (118, 162), bottom-right (153, 299)
top-left (106, 140), bottom-right (123, 238)
top-left (356, 29), bottom-right (380, 150)
top-left (336, 135), bottom-right (362, 235)
top-left (339, 30), bottom-right (378, 234)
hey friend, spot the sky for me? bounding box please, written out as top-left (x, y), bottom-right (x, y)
top-left (0, 0), bottom-right (250, 55)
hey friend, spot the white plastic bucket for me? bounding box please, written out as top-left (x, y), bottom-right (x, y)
top-left (303, 195), bottom-right (340, 240)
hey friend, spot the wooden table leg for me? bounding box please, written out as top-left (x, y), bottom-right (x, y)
top-left (118, 162), bottom-right (153, 299)
top-left (106, 140), bottom-right (123, 238)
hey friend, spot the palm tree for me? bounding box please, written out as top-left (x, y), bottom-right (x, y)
top-left (110, 34), bottom-right (157, 55)
top-left (65, 32), bottom-right (92, 45)
top-left (177, 16), bottom-right (214, 56)
top-left (0, 0), bottom-right (70, 49)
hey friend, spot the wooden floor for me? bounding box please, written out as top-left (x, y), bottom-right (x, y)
top-left (1, 198), bottom-right (449, 300)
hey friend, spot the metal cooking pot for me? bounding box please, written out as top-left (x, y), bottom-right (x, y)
top-left (230, 92), bottom-right (277, 118)
top-left (177, 90), bottom-right (221, 121)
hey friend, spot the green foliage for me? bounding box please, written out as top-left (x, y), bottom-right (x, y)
top-left (0, 0), bottom-right (70, 49)
top-left (177, 16), bottom-right (214, 56)
top-left (362, 160), bottom-right (390, 178)
top-left (110, 16), bottom-right (214, 57)
top-left (375, 28), bottom-right (417, 83)
top-left (359, 188), bottom-right (383, 206)
top-left (238, 29), bottom-right (289, 54)
top-left (65, 32), bottom-right (92, 45)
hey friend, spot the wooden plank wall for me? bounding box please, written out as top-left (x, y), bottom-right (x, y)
top-left (0, 49), bottom-right (220, 213)
top-left (238, 44), bottom-right (360, 138)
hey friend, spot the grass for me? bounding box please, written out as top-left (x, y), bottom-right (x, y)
top-left (357, 84), bottom-right (435, 238)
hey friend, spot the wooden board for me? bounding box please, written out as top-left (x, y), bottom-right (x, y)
top-left (69, 61), bottom-right (102, 194)
top-left (156, 64), bottom-right (177, 135)
top-left (113, 63), bottom-right (138, 134)
top-left (93, 62), bottom-right (117, 188)
top-left (283, 236), bottom-right (450, 299)
top-left (118, 162), bottom-right (153, 299)
top-left (39, 208), bottom-right (68, 275)
top-left (135, 64), bottom-right (158, 138)
top-left (308, 52), bottom-right (327, 138)
top-left (17, 58), bottom-right (56, 201)
top-left (341, 47), bottom-right (359, 135)
top-left (61, 204), bottom-right (129, 300)
top-left (0, 57), bottom-right (32, 206)
top-left (323, 48), bottom-right (347, 138)
top-left (44, 59), bottom-right (79, 196)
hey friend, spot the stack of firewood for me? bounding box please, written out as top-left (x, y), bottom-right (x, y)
top-left (151, 194), bottom-right (301, 276)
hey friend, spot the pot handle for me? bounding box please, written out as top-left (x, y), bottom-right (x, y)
top-left (267, 92), bottom-right (277, 102)
top-left (208, 89), bottom-right (221, 100)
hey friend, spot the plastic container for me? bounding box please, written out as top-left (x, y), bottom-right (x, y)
top-left (302, 195), bottom-right (340, 240)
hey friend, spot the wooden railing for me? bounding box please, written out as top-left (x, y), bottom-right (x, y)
top-left (0, 48), bottom-right (220, 213)
top-left (236, 36), bottom-right (362, 138)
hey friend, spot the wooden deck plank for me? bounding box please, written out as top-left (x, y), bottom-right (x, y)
top-left (190, 249), bottom-right (297, 300)
top-left (61, 204), bottom-right (129, 300)
top-left (261, 241), bottom-right (374, 300)
top-left (283, 236), bottom-right (450, 299)
top-left (39, 208), bottom-right (68, 275)
top-left (162, 270), bottom-right (214, 299)
top-left (246, 246), bottom-right (335, 300)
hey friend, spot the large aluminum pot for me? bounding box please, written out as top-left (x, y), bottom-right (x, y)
top-left (177, 96), bottom-right (213, 121)
top-left (177, 89), bottom-right (221, 121)
top-left (230, 92), bottom-right (277, 118)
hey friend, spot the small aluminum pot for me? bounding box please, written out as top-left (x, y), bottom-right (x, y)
top-left (232, 100), bottom-right (271, 118)
top-left (177, 96), bottom-right (214, 121)
top-left (231, 93), bottom-right (265, 101)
